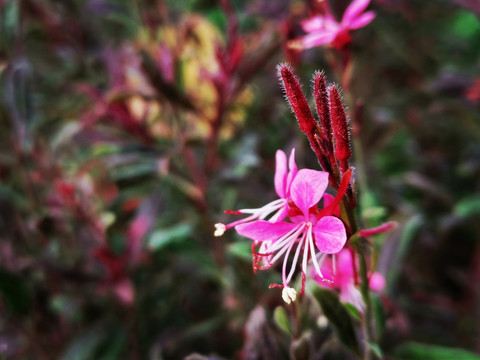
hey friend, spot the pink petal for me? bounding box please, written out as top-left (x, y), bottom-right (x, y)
top-left (336, 249), bottom-right (355, 277)
top-left (323, 193), bottom-right (335, 208)
top-left (348, 11), bottom-right (375, 29)
top-left (339, 284), bottom-right (365, 312)
top-left (290, 169), bottom-right (329, 216)
top-left (313, 257), bottom-right (335, 286)
top-left (313, 216), bottom-right (347, 254)
top-left (270, 204), bottom-right (288, 223)
top-left (342, 0), bottom-right (371, 25)
top-left (301, 32), bottom-right (336, 49)
top-left (235, 220), bottom-right (296, 243)
top-left (114, 278), bottom-right (135, 305)
top-left (286, 149), bottom-right (297, 194)
top-left (369, 272), bottom-right (386, 292)
top-left (274, 150), bottom-right (288, 198)
top-left (301, 15), bottom-right (325, 32)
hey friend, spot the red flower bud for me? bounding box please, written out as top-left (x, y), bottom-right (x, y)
top-left (278, 64), bottom-right (316, 137)
top-left (313, 71), bottom-right (334, 159)
top-left (314, 72), bottom-right (332, 139)
top-left (329, 86), bottom-right (351, 169)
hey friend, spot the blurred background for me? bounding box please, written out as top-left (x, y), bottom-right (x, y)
top-left (1, 0), bottom-right (480, 359)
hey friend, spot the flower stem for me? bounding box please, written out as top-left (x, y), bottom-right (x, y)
top-left (342, 198), bottom-right (374, 360)
top-left (357, 244), bottom-right (374, 360)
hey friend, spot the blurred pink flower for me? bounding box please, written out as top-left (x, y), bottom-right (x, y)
top-left (297, 0), bottom-right (376, 50)
top-left (314, 249), bottom-right (385, 312)
top-left (214, 149), bottom-right (297, 237)
top-left (235, 169), bottom-right (346, 304)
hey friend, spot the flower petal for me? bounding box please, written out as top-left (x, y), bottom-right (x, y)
top-left (312, 257), bottom-right (335, 287)
top-left (301, 15), bottom-right (325, 32)
top-left (235, 220), bottom-right (297, 243)
top-left (313, 216), bottom-right (346, 254)
top-left (348, 11), bottom-right (375, 29)
top-left (337, 249), bottom-right (355, 276)
top-left (286, 148), bottom-right (297, 194)
top-left (301, 32), bottom-right (336, 49)
top-left (323, 193), bottom-right (335, 208)
top-left (340, 283), bottom-right (365, 313)
top-left (342, 0), bottom-right (371, 26)
top-left (291, 169), bottom-right (329, 216)
top-left (369, 272), bottom-right (386, 292)
top-left (274, 150), bottom-right (288, 198)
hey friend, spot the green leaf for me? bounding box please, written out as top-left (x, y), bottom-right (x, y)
top-left (452, 11), bottom-right (480, 39)
top-left (371, 294), bottom-right (386, 340)
top-left (59, 325), bottom-right (108, 360)
top-left (206, 8), bottom-right (227, 31)
top-left (455, 195), bottom-right (480, 217)
top-left (360, 191), bottom-right (386, 224)
top-left (366, 341), bottom-right (383, 358)
top-left (164, 175), bottom-right (204, 203)
top-left (97, 327), bottom-right (127, 360)
top-left (394, 342), bottom-right (480, 360)
top-left (273, 306), bottom-right (292, 335)
top-left (0, 268), bottom-right (32, 315)
top-left (148, 223), bottom-right (192, 250)
top-left (386, 216), bottom-right (422, 293)
top-left (344, 303), bottom-right (361, 321)
top-left (0, 184), bottom-right (28, 209)
top-left (227, 241), bottom-right (252, 261)
top-left (311, 288), bottom-right (360, 355)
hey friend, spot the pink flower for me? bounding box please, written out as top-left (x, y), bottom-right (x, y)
top-left (235, 169), bottom-right (347, 304)
top-left (313, 249), bottom-right (385, 312)
top-left (297, 0), bottom-right (376, 50)
top-left (214, 149), bottom-right (297, 236)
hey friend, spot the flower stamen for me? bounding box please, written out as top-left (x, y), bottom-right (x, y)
top-left (282, 286), bottom-right (297, 304)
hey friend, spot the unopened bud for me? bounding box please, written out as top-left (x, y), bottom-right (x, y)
top-left (330, 86), bottom-right (351, 167)
top-left (314, 71), bottom-right (333, 154)
top-left (278, 64), bottom-right (316, 137)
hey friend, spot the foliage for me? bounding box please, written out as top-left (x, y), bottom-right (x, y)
top-left (1, 0), bottom-right (480, 359)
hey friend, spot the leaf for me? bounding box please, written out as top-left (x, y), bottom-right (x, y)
top-left (164, 174), bottom-right (204, 203)
top-left (148, 223), bottom-right (192, 250)
top-left (366, 341), bottom-right (383, 359)
top-left (206, 8), bottom-right (227, 31)
top-left (452, 11), bottom-right (480, 39)
top-left (0, 268), bottom-right (32, 315)
top-left (360, 191), bottom-right (386, 224)
top-left (386, 216), bottom-right (423, 293)
top-left (227, 241), bottom-right (252, 261)
top-left (344, 303), bottom-right (361, 321)
top-left (311, 287), bottom-right (360, 355)
top-left (273, 306), bottom-right (292, 335)
top-left (455, 195), bottom-right (480, 217)
top-left (371, 294), bottom-right (386, 340)
top-left (394, 342), bottom-right (480, 360)
top-left (0, 184), bottom-right (28, 209)
top-left (59, 325), bottom-right (108, 360)
top-left (97, 327), bottom-right (127, 360)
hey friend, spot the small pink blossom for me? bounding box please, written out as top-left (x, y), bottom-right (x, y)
top-left (235, 169), bottom-right (347, 302)
top-left (296, 0), bottom-right (376, 50)
top-left (313, 249), bottom-right (385, 312)
top-left (214, 149), bottom-right (297, 236)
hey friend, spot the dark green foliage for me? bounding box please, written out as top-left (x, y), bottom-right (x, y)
top-left (1, 0), bottom-right (480, 358)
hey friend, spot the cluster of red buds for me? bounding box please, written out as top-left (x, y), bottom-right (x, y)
top-left (278, 64), bottom-right (353, 198)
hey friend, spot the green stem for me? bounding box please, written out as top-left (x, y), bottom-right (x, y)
top-left (357, 244), bottom-right (375, 360)
top-left (342, 199), bottom-right (374, 360)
